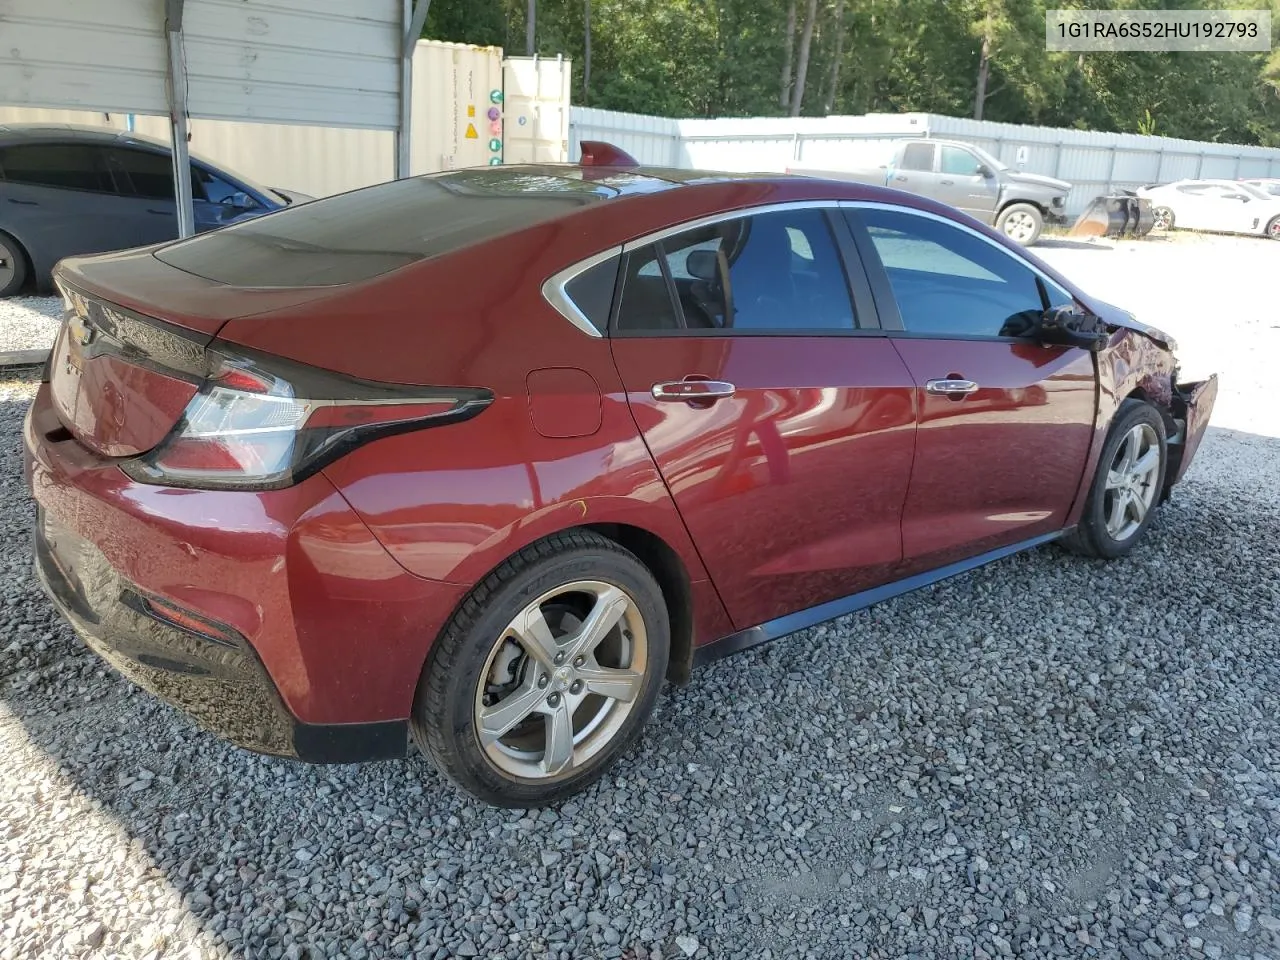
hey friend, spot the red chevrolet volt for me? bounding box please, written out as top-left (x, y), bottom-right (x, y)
top-left (25, 145), bottom-right (1216, 807)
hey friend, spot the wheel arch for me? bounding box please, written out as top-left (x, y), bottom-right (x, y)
top-left (582, 522), bottom-right (697, 685)
top-left (418, 520), bottom-right (704, 693)
top-left (997, 197), bottom-right (1047, 218)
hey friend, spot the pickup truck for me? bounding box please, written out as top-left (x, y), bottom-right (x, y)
top-left (787, 138), bottom-right (1071, 245)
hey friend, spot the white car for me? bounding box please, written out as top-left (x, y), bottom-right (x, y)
top-left (1136, 179), bottom-right (1280, 240)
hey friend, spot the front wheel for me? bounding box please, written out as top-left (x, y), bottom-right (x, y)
top-left (1267, 216), bottom-right (1280, 241)
top-left (995, 203), bottom-right (1044, 246)
top-left (1060, 399), bottom-right (1168, 559)
top-left (413, 531), bottom-right (670, 808)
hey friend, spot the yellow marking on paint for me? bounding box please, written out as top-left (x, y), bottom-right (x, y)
top-left (465, 122), bottom-right (478, 139)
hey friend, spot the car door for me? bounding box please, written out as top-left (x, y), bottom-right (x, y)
top-left (606, 205), bottom-right (917, 631)
top-left (0, 141), bottom-right (141, 269)
top-left (105, 146), bottom-right (189, 243)
top-left (1208, 184), bottom-right (1261, 234)
top-left (844, 202), bottom-right (1097, 570)
top-left (888, 142), bottom-right (943, 199)
top-left (1169, 184), bottom-right (1213, 229)
top-left (935, 144), bottom-right (1000, 221)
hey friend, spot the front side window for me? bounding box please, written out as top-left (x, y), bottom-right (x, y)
top-left (854, 206), bottom-right (1070, 338)
top-left (940, 145), bottom-right (983, 177)
top-left (615, 208), bottom-right (857, 334)
top-left (195, 166), bottom-right (262, 209)
top-left (0, 143), bottom-right (114, 193)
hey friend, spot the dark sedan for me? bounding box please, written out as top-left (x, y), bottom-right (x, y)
top-left (0, 123), bottom-right (312, 296)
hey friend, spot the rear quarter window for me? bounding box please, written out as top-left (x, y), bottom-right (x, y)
top-left (153, 170), bottom-right (615, 287)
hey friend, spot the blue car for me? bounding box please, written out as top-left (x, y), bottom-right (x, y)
top-left (0, 123), bottom-right (313, 296)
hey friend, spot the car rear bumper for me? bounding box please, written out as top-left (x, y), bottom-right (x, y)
top-left (24, 382), bottom-right (469, 761)
top-left (33, 508), bottom-right (405, 762)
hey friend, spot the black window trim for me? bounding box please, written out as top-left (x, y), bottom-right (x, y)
top-left (0, 140), bottom-right (121, 196)
top-left (608, 201), bottom-right (884, 338)
top-left (840, 200), bottom-right (1078, 344)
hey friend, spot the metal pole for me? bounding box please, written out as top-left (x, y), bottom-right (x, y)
top-left (1106, 145), bottom-right (1118, 193)
top-left (164, 0), bottom-right (194, 239)
top-left (398, 0), bottom-right (431, 179)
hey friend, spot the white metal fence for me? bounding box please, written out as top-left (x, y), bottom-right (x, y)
top-left (570, 108), bottom-right (1280, 216)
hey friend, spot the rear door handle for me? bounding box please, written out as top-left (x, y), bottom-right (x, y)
top-left (926, 378), bottom-right (979, 396)
top-left (651, 379), bottom-right (736, 403)
top-left (7, 198), bottom-right (38, 206)
top-left (940, 179), bottom-right (954, 185)
top-left (147, 208), bottom-right (172, 215)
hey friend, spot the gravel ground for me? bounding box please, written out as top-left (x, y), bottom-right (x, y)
top-left (0, 297), bottom-right (60, 353)
top-left (1, 233), bottom-right (1279, 960)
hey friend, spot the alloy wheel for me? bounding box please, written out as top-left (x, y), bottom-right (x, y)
top-left (0, 253), bottom-right (12, 291)
top-left (1152, 207), bottom-right (1174, 231)
top-left (474, 580), bottom-right (648, 780)
top-left (1002, 211), bottom-right (1037, 243)
top-left (1103, 423), bottom-right (1160, 541)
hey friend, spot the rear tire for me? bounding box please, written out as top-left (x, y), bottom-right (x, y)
top-left (413, 530), bottom-right (670, 808)
top-left (1152, 206), bottom-right (1175, 232)
top-left (1266, 216), bottom-right (1280, 241)
top-left (996, 203), bottom-right (1044, 246)
top-left (0, 232), bottom-right (29, 298)
top-left (1060, 399), bottom-right (1168, 559)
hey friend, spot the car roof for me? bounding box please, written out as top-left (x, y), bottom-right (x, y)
top-left (0, 122), bottom-right (172, 153)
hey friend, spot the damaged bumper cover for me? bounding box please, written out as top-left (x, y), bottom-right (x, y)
top-left (1165, 374), bottom-right (1219, 491)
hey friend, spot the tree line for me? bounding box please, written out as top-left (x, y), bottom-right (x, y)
top-left (424, 0), bottom-right (1280, 146)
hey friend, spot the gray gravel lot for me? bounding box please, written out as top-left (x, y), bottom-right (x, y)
top-left (0, 297), bottom-right (60, 353)
top-left (1, 233), bottom-right (1279, 960)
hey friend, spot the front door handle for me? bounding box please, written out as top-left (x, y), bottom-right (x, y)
top-left (147, 208), bottom-right (173, 215)
top-left (7, 198), bottom-right (38, 206)
top-left (940, 179), bottom-right (954, 185)
top-left (926, 377), bottom-right (979, 397)
top-left (651, 379), bottom-right (736, 403)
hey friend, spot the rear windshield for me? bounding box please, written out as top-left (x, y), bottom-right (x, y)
top-left (154, 169), bottom-right (617, 287)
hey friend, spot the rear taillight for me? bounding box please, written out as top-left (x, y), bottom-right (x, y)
top-left (121, 349), bottom-right (492, 490)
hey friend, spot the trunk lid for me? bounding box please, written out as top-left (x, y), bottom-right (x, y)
top-left (51, 247), bottom-right (338, 458)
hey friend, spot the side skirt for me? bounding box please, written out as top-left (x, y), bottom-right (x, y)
top-left (692, 531), bottom-right (1064, 666)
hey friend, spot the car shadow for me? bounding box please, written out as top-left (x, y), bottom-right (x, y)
top-left (1, 383), bottom-right (1277, 959)
top-left (1034, 236), bottom-right (1115, 251)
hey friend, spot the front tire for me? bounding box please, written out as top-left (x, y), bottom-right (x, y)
top-left (413, 531), bottom-right (670, 808)
top-left (1267, 216), bottom-right (1280, 241)
top-left (996, 203), bottom-right (1044, 246)
top-left (1060, 399), bottom-right (1168, 559)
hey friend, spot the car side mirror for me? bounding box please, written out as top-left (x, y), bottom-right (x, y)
top-left (1037, 305), bottom-right (1110, 352)
top-left (977, 164), bottom-right (993, 178)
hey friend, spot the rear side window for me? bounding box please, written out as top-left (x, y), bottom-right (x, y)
top-left (154, 170), bottom-right (613, 287)
top-left (0, 143), bottom-right (115, 193)
top-left (562, 255), bottom-right (619, 331)
top-left (616, 208), bottom-right (857, 334)
top-left (899, 142), bottom-right (935, 172)
top-left (110, 148), bottom-right (179, 200)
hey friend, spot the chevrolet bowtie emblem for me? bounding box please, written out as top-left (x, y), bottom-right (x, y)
top-left (68, 316), bottom-right (94, 347)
